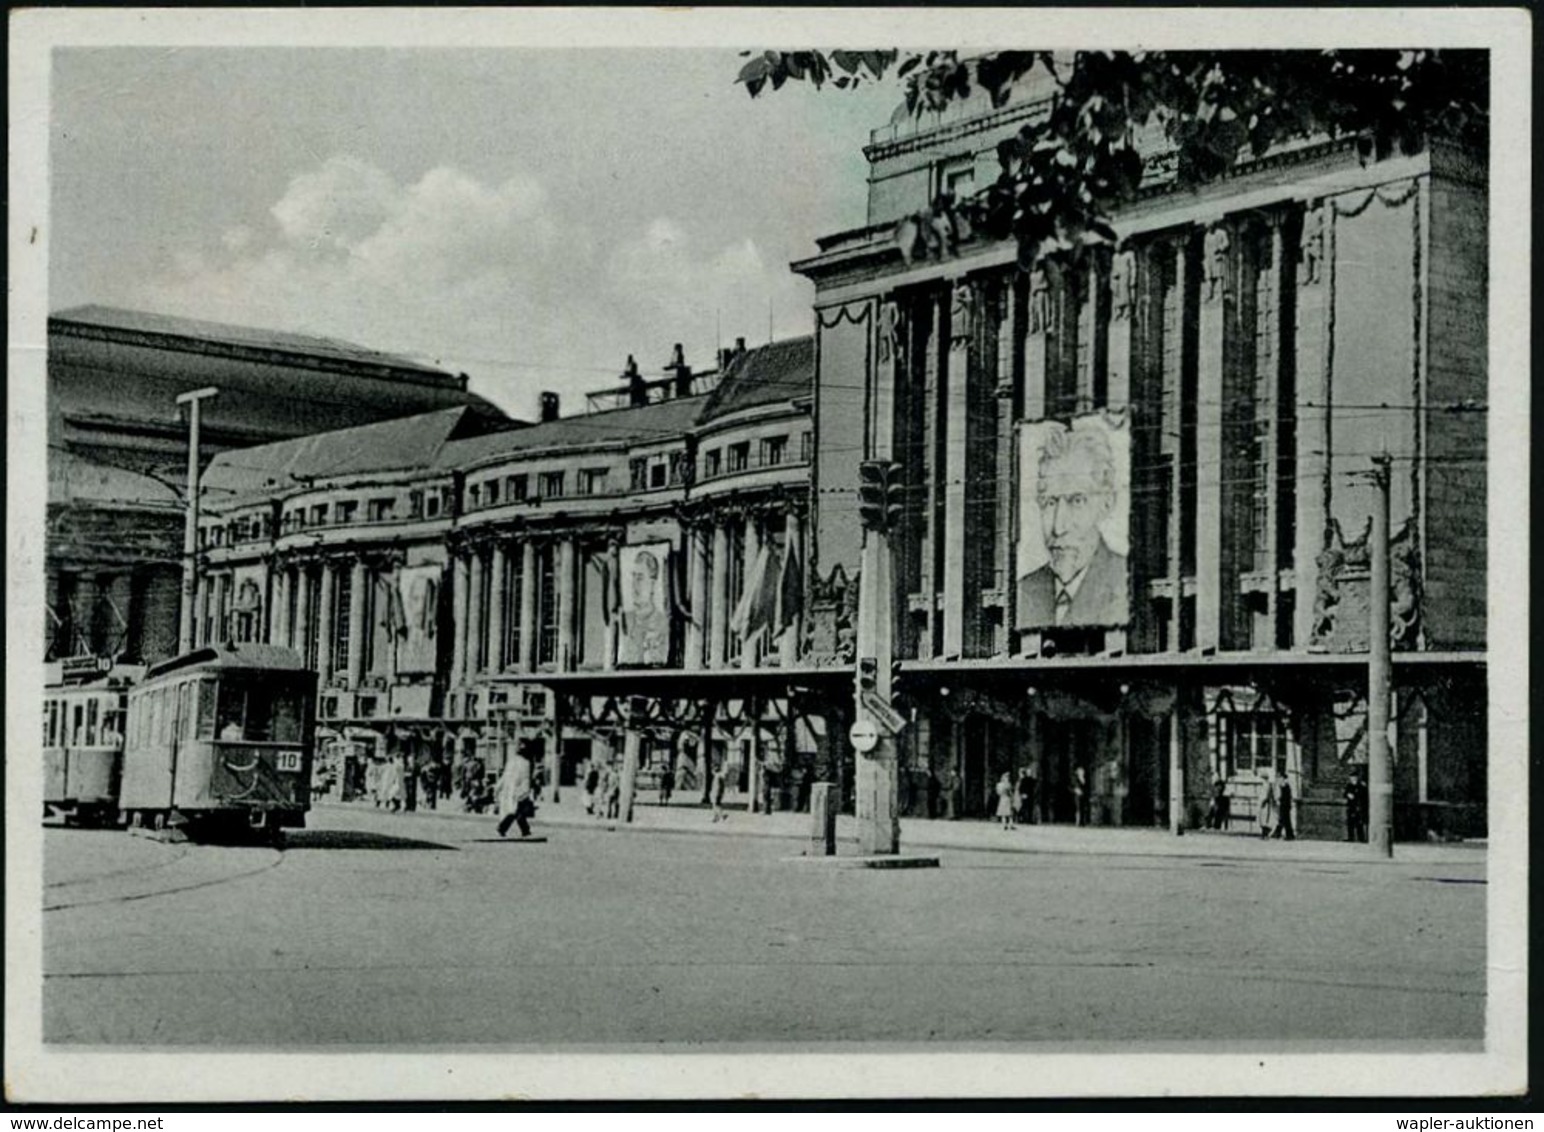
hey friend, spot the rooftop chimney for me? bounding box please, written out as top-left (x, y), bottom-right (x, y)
top-left (735, 336), bottom-right (746, 355)
top-left (665, 342), bottom-right (692, 398)
top-left (539, 391), bottom-right (560, 422)
top-left (624, 354), bottom-right (647, 407)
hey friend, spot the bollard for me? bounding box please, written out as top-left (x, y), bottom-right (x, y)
top-left (809, 782), bottom-right (837, 857)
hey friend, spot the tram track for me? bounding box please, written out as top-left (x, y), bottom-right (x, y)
top-left (45, 839), bottom-right (192, 890)
top-left (43, 845), bottom-right (287, 912)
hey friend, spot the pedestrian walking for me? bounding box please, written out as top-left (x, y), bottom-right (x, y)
top-left (1257, 776), bottom-right (1278, 839)
top-left (1272, 769), bottom-right (1296, 841)
top-left (994, 772), bottom-right (1016, 829)
top-left (583, 762), bottom-right (600, 814)
top-left (496, 754), bottom-right (536, 838)
top-left (1072, 765), bottom-right (1089, 827)
top-left (658, 763), bottom-right (675, 806)
top-left (710, 763), bottom-right (728, 822)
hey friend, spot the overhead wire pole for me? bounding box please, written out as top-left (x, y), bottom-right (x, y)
top-left (176, 387), bottom-right (219, 655)
top-left (1367, 452), bottom-right (1394, 857)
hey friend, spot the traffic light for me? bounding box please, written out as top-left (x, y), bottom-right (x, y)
top-left (858, 460), bottom-right (902, 534)
top-left (857, 655), bottom-right (878, 692)
top-left (886, 473), bottom-right (906, 531)
top-left (858, 460), bottom-right (888, 532)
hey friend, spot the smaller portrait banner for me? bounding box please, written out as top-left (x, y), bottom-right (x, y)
top-left (394, 564), bottom-right (442, 674)
top-left (1015, 411), bottom-right (1131, 631)
top-left (617, 541), bottom-right (672, 667)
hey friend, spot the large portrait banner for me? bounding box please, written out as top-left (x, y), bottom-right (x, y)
top-left (617, 541), bottom-right (672, 667)
top-left (1015, 412), bottom-right (1131, 631)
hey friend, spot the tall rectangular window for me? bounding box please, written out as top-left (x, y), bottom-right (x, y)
top-left (539, 471), bottom-right (565, 499)
top-left (504, 545), bottom-right (523, 668)
top-left (475, 553), bottom-right (491, 671)
top-left (536, 544), bottom-right (558, 665)
top-left (362, 568), bottom-right (378, 673)
top-left (332, 567), bottom-right (352, 678)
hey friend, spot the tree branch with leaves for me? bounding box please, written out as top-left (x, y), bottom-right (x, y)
top-left (738, 49), bottom-right (1487, 267)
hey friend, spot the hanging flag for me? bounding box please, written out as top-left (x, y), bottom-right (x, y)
top-left (731, 541), bottom-right (781, 640)
top-left (776, 533), bottom-right (803, 634)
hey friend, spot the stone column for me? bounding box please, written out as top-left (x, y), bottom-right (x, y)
top-left (741, 515), bottom-right (762, 668)
top-left (941, 280), bottom-right (971, 659)
top-left (383, 567), bottom-right (398, 685)
top-left (603, 540), bottom-right (620, 670)
top-left (346, 560), bottom-right (367, 688)
top-left (685, 526), bottom-right (708, 669)
top-left (1167, 237), bottom-right (1191, 651)
top-left (1293, 202), bottom-right (1333, 649)
top-left (556, 538), bottom-right (576, 670)
top-left (269, 565), bottom-right (289, 645)
top-left (1194, 222), bottom-right (1231, 653)
top-left (487, 542), bottom-right (506, 673)
top-left (316, 563), bottom-right (336, 684)
top-left (708, 522), bottom-right (728, 669)
top-left (466, 547), bottom-right (485, 675)
top-left (1023, 267), bottom-right (1051, 420)
top-left (518, 540), bottom-right (537, 671)
top-left (450, 551), bottom-right (469, 685)
top-left (294, 567), bottom-right (313, 666)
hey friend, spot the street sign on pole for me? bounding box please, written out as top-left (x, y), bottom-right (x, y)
top-left (848, 718), bottom-right (879, 754)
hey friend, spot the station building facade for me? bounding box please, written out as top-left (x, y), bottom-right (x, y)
top-left (194, 342), bottom-right (844, 810)
top-left (46, 305), bottom-right (503, 666)
top-left (792, 76), bottom-right (1488, 838)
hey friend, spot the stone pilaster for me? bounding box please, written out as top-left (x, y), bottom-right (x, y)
top-left (450, 551), bottom-right (469, 685)
top-left (685, 526), bottom-right (708, 669)
top-left (487, 542), bottom-right (506, 673)
top-left (316, 564), bottom-right (336, 684)
top-left (941, 278), bottom-right (972, 659)
top-left (518, 541), bottom-right (536, 671)
top-left (346, 559), bottom-right (366, 688)
top-left (556, 538), bottom-right (576, 670)
top-left (1293, 202), bottom-right (1333, 649)
top-left (467, 548), bottom-right (485, 675)
top-left (1108, 247), bottom-right (1137, 411)
top-left (1194, 222), bottom-right (1232, 653)
top-left (708, 523), bottom-right (728, 668)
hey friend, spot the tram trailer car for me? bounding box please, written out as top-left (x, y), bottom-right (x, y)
top-left (43, 659), bottom-right (145, 826)
top-left (120, 644), bottom-right (317, 841)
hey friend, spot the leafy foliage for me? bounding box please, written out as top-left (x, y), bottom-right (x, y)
top-left (738, 49), bottom-right (1487, 267)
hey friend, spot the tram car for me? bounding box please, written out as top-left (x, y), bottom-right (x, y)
top-left (120, 643), bottom-right (317, 841)
top-left (43, 657), bottom-right (144, 825)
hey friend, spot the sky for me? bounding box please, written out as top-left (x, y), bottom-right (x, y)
top-left (49, 48), bottom-right (901, 417)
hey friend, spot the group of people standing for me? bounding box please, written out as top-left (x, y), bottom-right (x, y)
top-left (992, 767), bottom-right (1050, 829)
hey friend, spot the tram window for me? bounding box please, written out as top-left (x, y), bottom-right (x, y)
top-left (198, 680), bottom-right (219, 739)
top-left (71, 704), bottom-right (85, 747)
top-left (85, 698), bottom-right (99, 746)
top-left (102, 707), bottom-right (124, 747)
top-left (217, 679), bottom-right (304, 742)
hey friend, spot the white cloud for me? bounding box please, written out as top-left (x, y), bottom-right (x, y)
top-left (140, 156), bottom-right (808, 415)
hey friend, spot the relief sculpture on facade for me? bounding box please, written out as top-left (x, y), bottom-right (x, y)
top-left (1310, 517), bottom-right (1422, 651)
top-left (1298, 204), bottom-right (1326, 287)
top-left (877, 300), bottom-right (900, 365)
top-left (949, 281), bottom-right (974, 348)
top-left (1202, 225), bottom-right (1231, 304)
top-left (1110, 248), bottom-right (1136, 323)
top-left (800, 562), bottom-right (857, 666)
top-left (1028, 269), bottom-right (1050, 335)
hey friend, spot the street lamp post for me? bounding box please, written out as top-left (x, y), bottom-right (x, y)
top-left (176, 387), bottom-right (219, 654)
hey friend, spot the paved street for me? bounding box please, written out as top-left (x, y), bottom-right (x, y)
top-left (43, 806), bottom-right (1485, 1048)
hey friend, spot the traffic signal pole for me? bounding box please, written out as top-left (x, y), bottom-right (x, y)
top-left (855, 460), bottom-right (902, 855)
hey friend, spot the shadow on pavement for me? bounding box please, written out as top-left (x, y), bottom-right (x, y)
top-left (466, 836), bottom-right (550, 845)
top-left (283, 830), bottom-right (457, 851)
